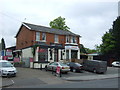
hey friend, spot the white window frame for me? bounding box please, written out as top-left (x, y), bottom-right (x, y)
top-left (71, 36), bottom-right (77, 43)
top-left (42, 32), bottom-right (46, 42)
top-left (54, 35), bottom-right (58, 43)
top-left (66, 36), bottom-right (69, 43)
top-left (36, 32), bottom-right (40, 41)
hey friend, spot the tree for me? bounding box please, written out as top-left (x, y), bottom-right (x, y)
top-left (100, 31), bottom-right (115, 54)
top-left (94, 44), bottom-right (101, 53)
top-left (112, 16), bottom-right (120, 59)
top-left (49, 16), bottom-right (70, 31)
top-left (85, 48), bottom-right (96, 54)
top-left (1, 38), bottom-right (6, 50)
top-left (80, 44), bottom-right (87, 54)
top-left (100, 16), bottom-right (120, 60)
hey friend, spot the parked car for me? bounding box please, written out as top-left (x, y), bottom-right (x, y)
top-left (83, 60), bottom-right (107, 74)
top-left (67, 62), bottom-right (83, 73)
top-left (45, 62), bottom-right (70, 73)
top-left (112, 61), bottom-right (120, 67)
top-left (0, 60), bottom-right (17, 77)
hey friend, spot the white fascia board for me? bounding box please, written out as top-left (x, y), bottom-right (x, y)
top-left (22, 23), bottom-right (31, 30)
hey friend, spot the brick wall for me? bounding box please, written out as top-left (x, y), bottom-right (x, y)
top-left (16, 25), bottom-right (80, 49)
top-left (46, 33), bottom-right (54, 45)
top-left (16, 26), bottom-right (35, 49)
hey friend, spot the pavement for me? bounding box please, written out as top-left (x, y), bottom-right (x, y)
top-left (1, 67), bottom-right (119, 88)
top-left (62, 73), bottom-right (119, 81)
top-left (1, 78), bottom-right (14, 88)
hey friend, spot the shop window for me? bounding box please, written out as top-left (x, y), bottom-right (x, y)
top-left (66, 50), bottom-right (69, 60)
top-left (38, 48), bottom-right (48, 62)
top-left (71, 50), bottom-right (77, 59)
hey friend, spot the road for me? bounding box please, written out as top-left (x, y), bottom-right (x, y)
top-left (5, 67), bottom-right (70, 88)
top-left (12, 78), bottom-right (119, 88)
top-left (2, 67), bottom-right (119, 88)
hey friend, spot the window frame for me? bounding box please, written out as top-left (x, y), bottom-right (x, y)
top-left (54, 34), bottom-right (59, 43)
top-left (66, 35), bottom-right (70, 43)
top-left (42, 32), bottom-right (46, 41)
top-left (36, 32), bottom-right (40, 41)
top-left (71, 36), bottom-right (77, 43)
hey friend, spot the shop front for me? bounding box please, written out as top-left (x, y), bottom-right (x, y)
top-left (65, 45), bottom-right (80, 61)
top-left (32, 44), bottom-right (64, 69)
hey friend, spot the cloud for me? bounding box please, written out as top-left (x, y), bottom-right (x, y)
top-left (0, 0), bottom-right (118, 49)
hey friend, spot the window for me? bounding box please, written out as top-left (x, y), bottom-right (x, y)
top-left (42, 33), bottom-right (46, 41)
top-left (61, 50), bottom-right (63, 60)
top-left (38, 48), bottom-right (48, 62)
top-left (36, 32), bottom-right (40, 41)
top-left (49, 49), bottom-right (53, 60)
top-left (71, 36), bottom-right (77, 43)
top-left (54, 35), bottom-right (58, 43)
top-left (71, 50), bottom-right (77, 59)
top-left (66, 36), bottom-right (69, 43)
top-left (66, 50), bottom-right (69, 60)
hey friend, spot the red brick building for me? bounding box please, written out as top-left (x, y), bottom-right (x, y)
top-left (15, 22), bottom-right (81, 68)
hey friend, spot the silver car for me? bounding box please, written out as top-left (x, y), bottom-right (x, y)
top-left (45, 62), bottom-right (70, 73)
top-left (112, 61), bottom-right (120, 67)
top-left (0, 60), bottom-right (17, 77)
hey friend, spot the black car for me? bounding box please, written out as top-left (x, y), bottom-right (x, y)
top-left (67, 62), bottom-right (83, 73)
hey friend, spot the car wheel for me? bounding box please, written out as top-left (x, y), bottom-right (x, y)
top-left (70, 67), bottom-right (73, 72)
top-left (73, 69), bottom-right (76, 73)
top-left (14, 74), bottom-right (16, 77)
top-left (45, 66), bottom-right (48, 71)
top-left (93, 69), bottom-right (97, 73)
top-left (80, 70), bottom-right (83, 73)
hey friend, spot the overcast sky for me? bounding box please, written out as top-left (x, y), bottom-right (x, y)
top-left (0, 0), bottom-right (119, 49)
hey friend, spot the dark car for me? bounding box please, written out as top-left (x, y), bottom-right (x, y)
top-left (67, 62), bottom-right (83, 73)
top-left (83, 60), bottom-right (107, 74)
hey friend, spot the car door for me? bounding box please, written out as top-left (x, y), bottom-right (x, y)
top-left (52, 62), bottom-right (59, 71)
top-left (48, 62), bottom-right (55, 70)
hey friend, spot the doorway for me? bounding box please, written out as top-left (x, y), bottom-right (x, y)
top-left (54, 49), bottom-right (58, 62)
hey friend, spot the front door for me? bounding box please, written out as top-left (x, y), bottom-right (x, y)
top-left (54, 49), bottom-right (58, 62)
top-left (71, 50), bottom-right (77, 59)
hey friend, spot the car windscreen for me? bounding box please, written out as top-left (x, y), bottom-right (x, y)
top-left (116, 62), bottom-right (120, 64)
top-left (59, 62), bottom-right (68, 66)
top-left (75, 63), bottom-right (82, 66)
top-left (1, 62), bottom-right (13, 67)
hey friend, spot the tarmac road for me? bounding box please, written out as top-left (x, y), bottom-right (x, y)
top-left (19, 77), bottom-right (119, 88)
top-left (2, 66), bottom-right (119, 88)
top-left (3, 67), bottom-right (70, 88)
